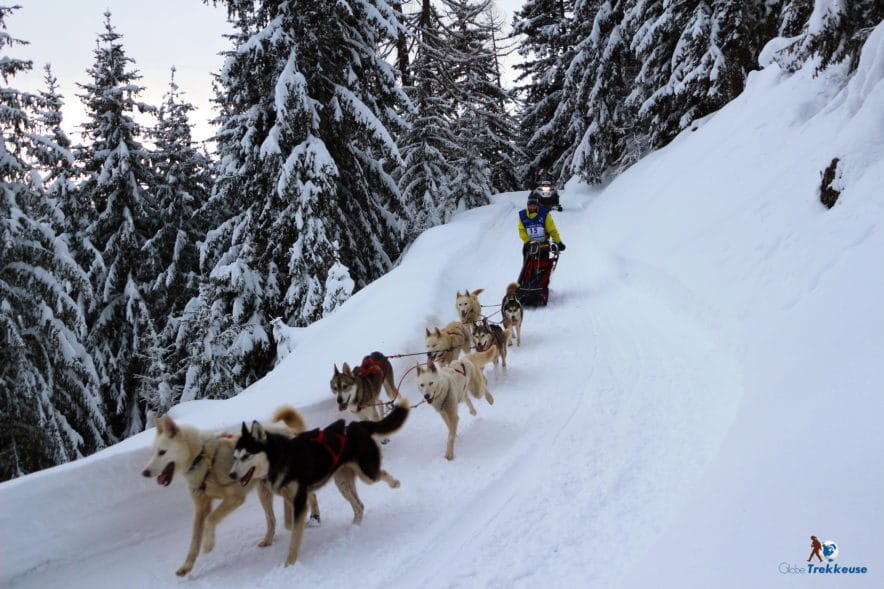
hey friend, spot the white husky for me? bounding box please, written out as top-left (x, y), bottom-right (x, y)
top-left (416, 346), bottom-right (497, 460)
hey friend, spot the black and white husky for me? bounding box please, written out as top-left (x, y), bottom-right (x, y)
top-left (229, 400), bottom-right (409, 568)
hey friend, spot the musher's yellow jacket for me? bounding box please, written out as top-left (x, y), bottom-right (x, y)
top-left (518, 208), bottom-right (562, 244)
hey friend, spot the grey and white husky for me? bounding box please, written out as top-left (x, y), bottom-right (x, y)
top-left (501, 282), bottom-right (524, 347)
top-left (330, 351), bottom-right (397, 421)
top-left (471, 318), bottom-right (509, 368)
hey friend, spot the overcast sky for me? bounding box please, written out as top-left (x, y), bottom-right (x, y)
top-left (10, 0), bottom-right (522, 144)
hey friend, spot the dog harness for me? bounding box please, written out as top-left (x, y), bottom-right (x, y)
top-left (353, 356), bottom-right (387, 378)
top-left (312, 429), bottom-right (347, 467)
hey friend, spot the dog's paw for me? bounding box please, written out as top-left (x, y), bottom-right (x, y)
top-left (258, 538), bottom-right (273, 548)
top-left (445, 452), bottom-right (454, 460)
top-left (176, 564), bottom-right (192, 577)
top-left (381, 438), bottom-right (390, 445)
top-left (486, 393), bottom-right (495, 405)
top-left (307, 515), bottom-right (321, 528)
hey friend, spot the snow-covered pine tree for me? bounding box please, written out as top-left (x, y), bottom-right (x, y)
top-left (557, 0), bottom-right (635, 184)
top-left (76, 12), bottom-right (160, 439)
top-left (398, 0), bottom-right (456, 234)
top-left (439, 0), bottom-right (519, 213)
top-left (778, 0), bottom-right (814, 37)
top-left (625, 1), bottom-right (775, 160)
top-left (0, 7), bottom-right (104, 481)
top-left (478, 3), bottom-right (522, 193)
top-left (139, 69), bottom-right (213, 416)
top-left (31, 65), bottom-right (75, 202)
top-left (774, 0), bottom-right (884, 73)
top-left (512, 0), bottom-right (576, 184)
top-left (562, 0), bottom-right (781, 183)
top-left (33, 65), bottom-right (99, 287)
top-left (181, 0), bottom-right (409, 399)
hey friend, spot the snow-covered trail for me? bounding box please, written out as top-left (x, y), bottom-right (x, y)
top-left (3, 191), bottom-right (743, 589)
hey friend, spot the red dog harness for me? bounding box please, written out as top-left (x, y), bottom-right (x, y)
top-left (353, 356), bottom-right (387, 378)
top-left (312, 429), bottom-right (347, 467)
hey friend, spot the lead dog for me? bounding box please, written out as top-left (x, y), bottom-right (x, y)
top-left (331, 352), bottom-right (397, 421)
top-left (501, 282), bottom-right (524, 347)
top-left (141, 407), bottom-right (318, 576)
top-left (425, 321), bottom-right (472, 365)
top-left (455, 288), bottom-right (485, 323)
top-left (416, 346), bottom-right (497, 460)
top-left (229, 400), bottom-right (409, 568)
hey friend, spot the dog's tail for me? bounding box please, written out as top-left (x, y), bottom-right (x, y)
top-left (271, 405), bottom-right (308, 434)
top-left (506, 282), bottom-right (519, 295)
top-left (358, 398), bottom-right (409, 438)
top-left (466, 344), bottom-right (498, 369)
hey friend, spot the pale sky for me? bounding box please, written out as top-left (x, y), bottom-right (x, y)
top-left (10, 0), bottom-right (523, 144)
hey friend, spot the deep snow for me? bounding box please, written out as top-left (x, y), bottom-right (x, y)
top-left (2, 25), bottom-right (883, 589)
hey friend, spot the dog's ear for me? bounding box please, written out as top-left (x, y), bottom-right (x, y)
top-left (333, 363), bottom-right (339, 375)
top-left (153, 415), bottom-right (163, 432)
top-left (428, 359), bottom-right (438, 373)
top-left (342, 362), bottom-right (351, 375)
top-left (473, 288), bottom-right (484, 297)
top-left (241, 421), bottom-right (250, 438)
top-left (160, 414), bottom-right (179, 437)
top-left (434, 327), bottom-right (442, 336)
top-left (249, 420), bottom-right (266, 443)
top-left (425, 327), bottom-right (431, 337)
top-left (416, 362), bottom-right (423, 375)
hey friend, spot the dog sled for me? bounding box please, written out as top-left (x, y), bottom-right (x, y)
top-left (516, 241), bottom-right (560, 307)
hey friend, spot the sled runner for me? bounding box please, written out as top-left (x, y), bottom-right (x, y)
top-left (516, 242), bottom-right (560, 306)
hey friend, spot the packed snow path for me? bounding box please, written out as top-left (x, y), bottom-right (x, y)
top-left (2, 191), bottom-right (742, 589)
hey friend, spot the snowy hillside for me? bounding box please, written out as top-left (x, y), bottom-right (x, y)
top-left (2, 25), bottom-right (883, 589)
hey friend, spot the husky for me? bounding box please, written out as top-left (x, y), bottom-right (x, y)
top-left (330, 352), bottom-right (397, 421)
top-left (416, 346), bottom-right (497, 460)
top-left (501, 282), bottom-right (524, 347)
top-left (229, 400), bottom-right (409, 568)
top-left (471, 318), bottom-right (509, 368)
top-left (425, 321), bottom-right (473, 365)
top-left (141, 407), bottom-right (319, 576)
top-left (455, 288), bottom-right (485, 324)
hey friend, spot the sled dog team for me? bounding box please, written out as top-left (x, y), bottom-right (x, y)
top-left (142, 283), bottom-right (526, 576)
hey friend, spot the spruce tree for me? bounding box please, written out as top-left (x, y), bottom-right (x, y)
top-left (139, 69), bottom-right (213, 416)
top-left (512, 0), bottom-right (576, 184)
top-left (442, 0), bottom-right (520, 197)
top-left (76, 12), bottom-right (159, 438)
top-left (183, 0), bottom-right (409, 399)
top-left (774, 0), bottom-right (884, 72)
top-left (0, 7), bottom-right (103, 480)
top-left (398, 0), bottom-right (455, 236)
